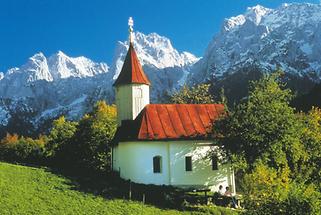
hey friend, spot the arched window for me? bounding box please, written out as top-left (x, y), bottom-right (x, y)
top-left (153, 156), bottom-right (162, 173)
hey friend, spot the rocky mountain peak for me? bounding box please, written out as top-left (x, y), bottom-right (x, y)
top-left (189, 3), bottom-right (321, 84)
top-left (47, 51), bottom-right (109, 80)
top-left (245, 5), bottom-right (272, 25)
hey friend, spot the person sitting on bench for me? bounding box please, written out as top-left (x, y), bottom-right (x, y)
top-left (224, 186), bottom-right (238, 208)
top-left (213, 185), bottom-right (228, 206)
top-left (218, 185), bottom-right (225, 196)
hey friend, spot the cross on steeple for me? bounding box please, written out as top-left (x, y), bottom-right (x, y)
top-left (128, 17), bottom-right (134, 43)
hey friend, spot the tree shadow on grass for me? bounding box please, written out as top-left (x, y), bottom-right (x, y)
top-left (46, 166), bottom-right (196, 210)
top-left (48, 166), bottom-right (124, 199)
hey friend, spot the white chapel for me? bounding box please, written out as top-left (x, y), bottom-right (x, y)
top-left (112, 18), bottom-right (236, 193)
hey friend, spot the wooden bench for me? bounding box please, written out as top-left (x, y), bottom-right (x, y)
top-left (192, 189), bottom-right (212, 205)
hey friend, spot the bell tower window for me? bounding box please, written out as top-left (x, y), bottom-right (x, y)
top-left (134, 88), bottom-right (143, 117)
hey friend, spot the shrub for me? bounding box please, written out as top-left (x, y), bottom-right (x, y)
top-left (283, 183), bottom-right (321, 215)
top-left (0, 133), bottom-right (47, 164)
top-left (242, 161), bottom-right (290, 207)
top-left (243, 164), bottom-right (321, 215)
top-left (189, 205), bottom-right (237, 215)
top-left (245, 184), bottom-right (321, 215)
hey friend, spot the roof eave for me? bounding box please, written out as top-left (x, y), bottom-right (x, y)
top-left (113, 82), bottom-right (151, 87)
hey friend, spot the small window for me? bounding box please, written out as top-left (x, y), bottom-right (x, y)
top-left (153, 156), bottom-right (162, 173)
top-left (185, 156), bottom-right (192, 171)
top-left (212, 156), bottom-right (218, 170)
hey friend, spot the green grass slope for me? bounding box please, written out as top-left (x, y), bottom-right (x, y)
top-left (0, 162), bottom-right (237, 215)
top-left (0, 162), bottom-right (181, 215)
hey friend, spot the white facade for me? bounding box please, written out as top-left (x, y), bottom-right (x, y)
top-left (112, 140), bottom-right (236, 193)
top-left (115, 84), bottom-right (149, 126)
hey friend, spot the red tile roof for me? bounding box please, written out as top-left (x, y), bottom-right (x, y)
top-left (114, 104), bottom-right (225, 141)
top-left (113, 43), bottom-right (151, 86)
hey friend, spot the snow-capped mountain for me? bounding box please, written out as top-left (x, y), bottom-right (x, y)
top-left (0, 32), bottom-right (198, 135)
top-left (189, 3), bottom-right (321, 84)
top-left (0, 51), bottom-right (113, 136)
top-left (0, 52), bottom-right (110, 99)
top-left (48, 51), bottom-right (109, 80)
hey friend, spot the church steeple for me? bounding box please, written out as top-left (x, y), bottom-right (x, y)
top-left (113, 17), bottom-right (150, 87)
top-left (114, 17), bottom-right (151, 126)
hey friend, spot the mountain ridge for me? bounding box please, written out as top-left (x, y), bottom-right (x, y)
top-left (0, 31), bottom-right (198, 136)
top-left (188, 3), bottom-right (321, 85)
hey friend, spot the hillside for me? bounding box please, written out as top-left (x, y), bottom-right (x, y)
top-left (0, 162), bottom-right (181, 215)
top-left (0, 162), bottom-right (236, 215)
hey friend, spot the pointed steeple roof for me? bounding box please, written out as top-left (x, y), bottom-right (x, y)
top-left (113, 17), bottom-right (150, 86)
top-left (113, 43), bottom-right (151, 86)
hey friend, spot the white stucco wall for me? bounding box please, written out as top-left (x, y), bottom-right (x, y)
top-left (115, 84), bottom-right (149, 126)
top-left (168, 141), bottom-right (235, 193)
top-left (113, 141), bottom-right (169, 185)
top-left (113, 140), bottom-right (236, 193)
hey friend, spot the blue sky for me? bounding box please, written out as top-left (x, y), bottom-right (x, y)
top-left (0, 0), bottom-right (319, 72)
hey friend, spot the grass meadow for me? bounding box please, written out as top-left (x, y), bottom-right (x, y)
top-left (0, 162), bottom-right (237, 215)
